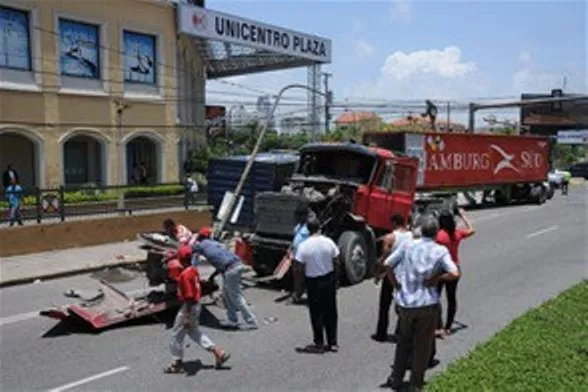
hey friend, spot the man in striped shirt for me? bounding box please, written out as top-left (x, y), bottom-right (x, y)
top-left (383, 216), bottom-right (459, 391)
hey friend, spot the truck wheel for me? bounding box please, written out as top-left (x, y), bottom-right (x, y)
top-left (337, 231), bottom-right (368, 285)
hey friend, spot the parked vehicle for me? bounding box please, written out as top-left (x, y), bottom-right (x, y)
top-left (568, 161), bottom-right (588, 179)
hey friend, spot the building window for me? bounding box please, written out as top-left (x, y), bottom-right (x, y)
top-left (123, 30), bottom-right (156, 85)
top-left (59, 18), bottom-right (100, 79)
top-left (0, 6), bottom-right (31, 71)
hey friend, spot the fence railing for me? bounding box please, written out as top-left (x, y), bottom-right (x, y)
top-left (0, 182), bottom-right (207, 225)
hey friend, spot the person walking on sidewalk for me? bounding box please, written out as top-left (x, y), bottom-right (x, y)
top-left (192, 227), bottom-right (258, 330)
top-left (6, 177), bottom-right (23, 227)
top-left (435, 208), bottom-right (475, 338)
top-left (372, 214), bottom-right (413, 343)
top-left (294, 217), bottom-right (340, 354)
top-left (384, 216), bottom-right (459, 391)
top-left (164, 245), bottom-right (230, 374)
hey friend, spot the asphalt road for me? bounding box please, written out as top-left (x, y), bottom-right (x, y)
top-left (0, 186), bottom-right (586, 392)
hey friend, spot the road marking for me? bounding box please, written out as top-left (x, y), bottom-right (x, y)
top-left (0, 311), bottom-right (39, 327)
top-left (526, 225), bottom-right (559, 239)
top-left (48, 366), bottom-right (129, 392)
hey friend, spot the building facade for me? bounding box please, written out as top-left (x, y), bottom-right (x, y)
top-left (0, 0), bottom-right (181, 188)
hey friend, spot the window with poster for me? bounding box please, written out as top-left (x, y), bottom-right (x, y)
top-left (123, 30), bottom-right (157, 85)
top-left (0, 6), bottom-right (31, 71)
top-left (59, 18), bottom-right (101, 79)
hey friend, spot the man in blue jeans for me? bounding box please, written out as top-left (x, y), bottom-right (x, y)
top-left (191, 227), bottom-right (258, 330)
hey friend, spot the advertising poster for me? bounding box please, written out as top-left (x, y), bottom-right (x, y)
top-left (124, 31), bottom-right (156, 84)
top-left (0, 6), bottom-right (31, 70)
top-left (59, 19), bottom-right (100, 78)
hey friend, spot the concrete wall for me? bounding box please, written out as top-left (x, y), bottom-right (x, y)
top-left (0, 0), bottom-right (185, 187)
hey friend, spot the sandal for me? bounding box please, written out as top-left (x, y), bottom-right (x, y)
top-left (295, 344), bottom-right (324, 354)
top-left (164, 362), bottom-right (185, 374)
top-left (215, 351), bottom-right (231, 369)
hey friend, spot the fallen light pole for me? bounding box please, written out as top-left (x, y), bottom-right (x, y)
top-left (214, 84), bottom-right (328, 238)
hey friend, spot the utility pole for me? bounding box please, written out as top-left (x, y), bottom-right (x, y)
top-left (323, 72), bottom-right (332, 134)
top-left (447, 101), bottom-right (451, 132)
top-left (114, 99), bottom-right (131, 214)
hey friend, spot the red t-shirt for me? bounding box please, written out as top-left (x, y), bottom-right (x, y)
top-left (436, 229), bottom-right (468, 264)
top-left (177, 266), bottom-right (201, 302)
top-left (167, 258), bottom-right (183, 283)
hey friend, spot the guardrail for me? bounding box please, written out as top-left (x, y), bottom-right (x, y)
top-left (0, 182), bottom-right (207, 225)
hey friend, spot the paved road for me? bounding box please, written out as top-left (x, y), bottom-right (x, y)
top-left (0, 187), bottom-right (586, 392)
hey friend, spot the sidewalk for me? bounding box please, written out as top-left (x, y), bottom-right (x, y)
top-left (0, 241), bottom-right (148, 287)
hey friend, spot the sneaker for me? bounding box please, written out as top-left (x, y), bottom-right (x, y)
top-left (371, 333), bottom-right (388, 343)
top-left (219, 320), bottom-right (239, 329)
top-left (239, 322), bottom-right (259, 331)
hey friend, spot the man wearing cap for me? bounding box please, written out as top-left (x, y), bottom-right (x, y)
top-left (164, 245), bottom-right (230, 374)
top-left (192, 227), bottom-right (258, 330)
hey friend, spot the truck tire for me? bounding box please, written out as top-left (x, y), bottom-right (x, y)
top-left (529, 185), bottom-right (546, 205)
top-left (337, 231), bottom-right (368, 285)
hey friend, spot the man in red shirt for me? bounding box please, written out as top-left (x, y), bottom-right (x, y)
top-left (163, 218), bottom-right (194, 246)
top-left (164, 245), bottom-right (230, 374)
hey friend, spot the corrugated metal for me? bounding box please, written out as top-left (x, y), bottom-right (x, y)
top-left (207, 153), bottom-right (299, 229)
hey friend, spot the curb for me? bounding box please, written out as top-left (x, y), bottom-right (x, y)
top-left (0, 257), bottom-right (147, 289)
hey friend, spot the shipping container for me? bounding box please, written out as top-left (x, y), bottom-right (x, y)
top-left (363, 131), bottom-right (550, 190)
top-left (207, 152), bottom-right (299, 229)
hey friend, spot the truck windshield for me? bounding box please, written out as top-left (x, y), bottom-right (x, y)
top-left (296, 150), bottom-right (376, 184)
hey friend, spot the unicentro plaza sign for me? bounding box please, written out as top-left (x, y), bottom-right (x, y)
top-left (177, 4), bottom-right (332, 63)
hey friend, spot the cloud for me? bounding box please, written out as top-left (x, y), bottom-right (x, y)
top-left (345, 46), bottom-right (487, 102)
top-left (381, 46), bottom-right (477, 80)
top-left (390, 0), bottom-right (412, 23)
top-left (511, 51), bottom-right (576, 93)
top-left (353, 39), bottom-right (375, 59)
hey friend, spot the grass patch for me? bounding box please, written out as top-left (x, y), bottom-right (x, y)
top-left (426, 281), bottom-right (588, 392)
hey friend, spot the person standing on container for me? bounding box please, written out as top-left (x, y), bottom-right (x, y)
top-left (435, 208), bottom-right (475, 338)
top-left (164, 245), bottom-right (230, 374)
top-left (192, 227), bottom-right (258, 330)
top-left (384, 216), bottom-right (459, 391)
top-left (294, 217), bottom-right (340, 354)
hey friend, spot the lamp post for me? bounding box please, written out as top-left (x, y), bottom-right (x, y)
top-left (114, 99), bottom-right (131, 213)
top-left (215, 84), bottom-right (328, 237)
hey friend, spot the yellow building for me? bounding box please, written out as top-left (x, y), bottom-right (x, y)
top-left (0, 0), bottom-right (180, 188)
top-left (1, 0), bottom-right (332, 189)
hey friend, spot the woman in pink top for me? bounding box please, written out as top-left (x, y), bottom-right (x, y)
top-left (435, 208), bottom-right (475, 337)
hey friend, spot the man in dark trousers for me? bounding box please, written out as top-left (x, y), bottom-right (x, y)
top-left (384, 216), bottom-right (459, 391)
top-left (2, 164), bottom-right (18, 190)
top-left (293, 217), bottom-right (340, 354)
top-left (372, 214), bottom-right (413, 343)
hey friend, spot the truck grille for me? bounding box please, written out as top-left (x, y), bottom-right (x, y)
top-left (254, 192), bottom-right (308, 237)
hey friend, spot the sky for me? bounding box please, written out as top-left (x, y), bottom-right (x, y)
top-left (203, 0), bottom-right (587, 126)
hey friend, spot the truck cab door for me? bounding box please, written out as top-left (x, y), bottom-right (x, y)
top-left (366, 159), bottom-right (396, 231)
top-left (387, 161), bottom-right (418, 223)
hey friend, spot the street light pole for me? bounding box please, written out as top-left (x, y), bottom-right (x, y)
top-left (323, 72), bottom-right (332, 134)
top-left (215, 84), bottom-right (328, 237)
top-left (114, 99), bottom-right (131, 213)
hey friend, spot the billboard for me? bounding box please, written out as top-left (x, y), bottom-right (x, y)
top-left (557, 130), bottom-right (588, 145)
top-left (205, 105), bottom-right (226, 138)
top-left (521, 91), bottom-right (588, 130)
top-left (177, 4), bottom-right (332, 63)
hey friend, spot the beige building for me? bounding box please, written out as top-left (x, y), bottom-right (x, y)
top-left (0, 0), bottom-right (182, 188)
top-left (1, 0), bottom-right (332, 189)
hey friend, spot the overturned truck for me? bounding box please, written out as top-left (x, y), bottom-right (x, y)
top-left (246, 142), bottom-right (419, 285)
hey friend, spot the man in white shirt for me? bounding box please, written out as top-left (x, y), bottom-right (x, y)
top-left (294, 217), bottom-right (340, 354)
top-left (384, 216), bottom-right (460, 391)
